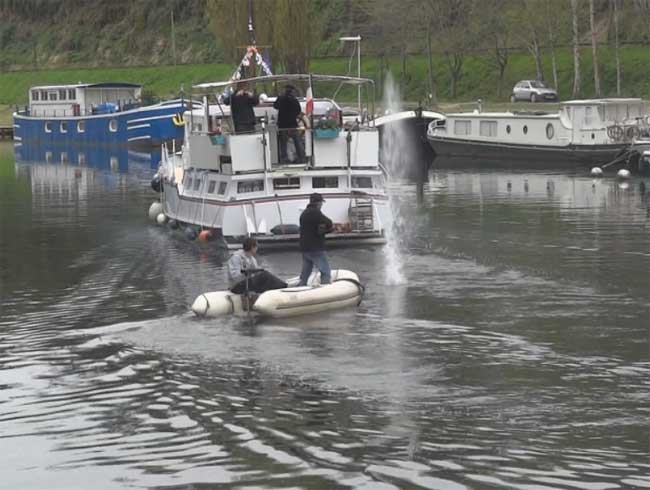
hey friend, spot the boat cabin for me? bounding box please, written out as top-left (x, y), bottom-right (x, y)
top-left (28, 82), bottom-right (142, 118)
top-left (187, 74), bottom-right (379, 173)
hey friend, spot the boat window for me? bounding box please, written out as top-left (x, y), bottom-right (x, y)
top-left (479, 120), bottom-right (497, 137)
top-left (218, 182), bottom-right (227, 195)
top-left (273, 177), bottom-right (300, 190)
top-left (40, 90), bottom-right (48, 100)
top-left (44, 121), bottom-right (52, 133)
top-left (312, 176), bottom-right (338, 188)
top-left (237, 180), bottom-right (264, 193)
top-left (49, 92), bottom-right (57, 101)
top-left (77, 120), bottom-right (85, 133)
top-left (31, 90), bottom-right (39, 101)
top-left (584, 106), bottom-right (593, 126)
top-left (351, 176), bottom-right (373, 188)
top-left (68, 89), bottom-right (76, 100)
top-left (546, 123), bottom-right (555, 139)
top-left (523, 125), bottom-right (528, 134)
top-left (506, 125), bottom-right (511, 134)
top-left (60, 121), bottom-right (68, 133)
top-left (207, 180), bottom-right (217, 194)
top-left (193, 177), bottom-right (201, 191)
top-left (109, 119), bottom-right (118, 132)
top-left (454, 120), bottom-right (471, 136)
top-left (59, 89), bottom-right (67, 101)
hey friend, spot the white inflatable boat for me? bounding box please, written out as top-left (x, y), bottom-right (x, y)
top-left (191, 269), bottom-right (364, 319)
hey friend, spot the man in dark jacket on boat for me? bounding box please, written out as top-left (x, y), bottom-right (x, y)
top-left (224, 83), bottom-right (259, 134)
top-left (298, 193), bottom-right (333, 286)
top-left (228, 238), bottom-right (287, 294)
top-left (273, 84), bottom-right (306, 163)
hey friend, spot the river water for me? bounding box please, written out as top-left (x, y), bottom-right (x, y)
top-left (1, 142), bottom-right (649, 489)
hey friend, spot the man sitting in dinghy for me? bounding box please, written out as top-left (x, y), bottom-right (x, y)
top-left (228, 238), bottom-right (287, 294)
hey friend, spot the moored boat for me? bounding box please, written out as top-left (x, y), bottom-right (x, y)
top-left (191, 269), bottom-right (364, 318)
top-left (13, 82), bottom-right (198, 148)
top-left (427, 98), bottom-right (650, 166)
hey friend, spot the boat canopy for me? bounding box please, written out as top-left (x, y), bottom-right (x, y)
top-left (193, 74), bottom-right (374, 94)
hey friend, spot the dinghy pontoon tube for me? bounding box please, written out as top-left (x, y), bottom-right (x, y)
top-left (191, 269), bottom-right (364, 319)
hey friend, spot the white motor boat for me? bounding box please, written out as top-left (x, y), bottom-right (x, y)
top-left (191, 269), bottom-right (364, 319)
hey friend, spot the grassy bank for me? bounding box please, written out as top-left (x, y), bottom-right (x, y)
top-left (1, 46), bottom-right (647, 108)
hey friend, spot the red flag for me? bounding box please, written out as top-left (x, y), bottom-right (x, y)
top-left (305, 86), bottom-right (314, 115)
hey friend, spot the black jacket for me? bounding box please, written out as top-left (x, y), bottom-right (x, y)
top-left (273, 93), bottom-right (302, 129)
top-left (224, 91), bottom-right (259, 132)
top-left (299, 204), bottom-right (333, 252)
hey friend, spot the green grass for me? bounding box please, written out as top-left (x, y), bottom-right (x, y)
top-left (1, 46), bottom-right (647, 107)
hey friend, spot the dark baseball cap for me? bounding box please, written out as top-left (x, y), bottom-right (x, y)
top-left (309, 192), bottom-right (325, 203)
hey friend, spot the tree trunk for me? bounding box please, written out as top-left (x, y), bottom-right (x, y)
top-left (589, 0), bottom-right (601, 96)
top-left (613, 0), bottom-right (621, 95)
top-left (527, 35), bottom-right (544, 81)
top-left (571, 0), bottom-right (581, 98)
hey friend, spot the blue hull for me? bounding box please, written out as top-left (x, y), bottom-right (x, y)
top-left (13, 102), bottom-right (186, 148)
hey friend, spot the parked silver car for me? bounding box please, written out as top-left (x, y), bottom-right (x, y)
top-left (510, 80), bottom-right (558, 103)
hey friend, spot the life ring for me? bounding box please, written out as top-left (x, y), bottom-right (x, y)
top-left (607, 125), bottom-right (624, 142)
top-left (172, 113), bottom-right (185, 126)
top-left (625, 125), bottom-right (640, 141)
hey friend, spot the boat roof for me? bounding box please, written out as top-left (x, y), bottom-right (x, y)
top-left (193, 74), bottom-right (374, 93)
top-left (30, 82), bottom-right (142, 90)
top-left (561, 98), bottom-right (644, 105)
top-left (375, 110), bottom-right (444, 126)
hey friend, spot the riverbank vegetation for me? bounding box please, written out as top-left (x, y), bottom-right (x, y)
top-left (0, 0), bottom-right (648, 109)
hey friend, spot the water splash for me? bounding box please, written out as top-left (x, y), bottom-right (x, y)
top-left (381, 73), bottom-right (407, 286)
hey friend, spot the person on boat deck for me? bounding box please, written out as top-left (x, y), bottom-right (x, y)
top-left (223, 83), bottom-right (259, 134)
top-left (228, 238), bottom-right (287, 294)
top-left (273, 84), bottom-right (307, 163)
top-left (298, 193), bottom-right (334, 286)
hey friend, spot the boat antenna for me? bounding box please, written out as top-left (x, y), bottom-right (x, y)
top-left (248, 0), bottom-right (256, 47)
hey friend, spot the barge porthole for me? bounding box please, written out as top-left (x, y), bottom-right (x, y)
top-left (77, 121), bottom-right (85, 133)
top-left (109, 119), bottom-right (118, 132)
top-left (523, 125), bottom-right (528, 134)
top-left (44, 121), bottom-right (52, 133)
top-left (546, 123), bottom-right (554, 139)
top-left (506, 125), bottom-right (511, 134)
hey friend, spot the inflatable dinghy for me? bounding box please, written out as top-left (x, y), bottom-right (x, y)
top-left (191, 269), bottom-right (364, 319)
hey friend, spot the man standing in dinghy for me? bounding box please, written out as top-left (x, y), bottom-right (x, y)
top-left (298, 193), bottom-right (334, 286)
top-left (228, 238), bottom-right (287, 294)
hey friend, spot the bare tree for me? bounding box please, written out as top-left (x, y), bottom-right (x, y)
top-left (482, 0), bottom-right (512, 98)
top-left (571, 0), bottom-right (582, 98)
top-left (612, 0), bottom-right (621, 95)
top-left (589, 0), bottom-right (601, 96)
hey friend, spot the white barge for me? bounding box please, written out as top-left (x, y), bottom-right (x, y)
top-left (427, 98), bottom-right (650, 166)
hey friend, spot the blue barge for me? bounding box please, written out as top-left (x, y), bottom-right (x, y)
top-left (13, 82), bottom-right (193, 147)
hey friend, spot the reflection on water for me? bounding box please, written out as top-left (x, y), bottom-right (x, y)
top-left (1, 142), bottom-right (649, 489)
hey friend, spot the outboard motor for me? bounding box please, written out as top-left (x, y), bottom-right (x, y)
top-left (150, 173), bottom-right (162, 192)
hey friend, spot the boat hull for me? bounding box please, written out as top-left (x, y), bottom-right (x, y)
top-left (13, 102), bottom-right (187, 148)
top-left (160, 182), bottom-right (389, 248)
top-left (191, 270), bottom-right (363, 318)
top-left (428, 136), bottom-right (629, 167)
